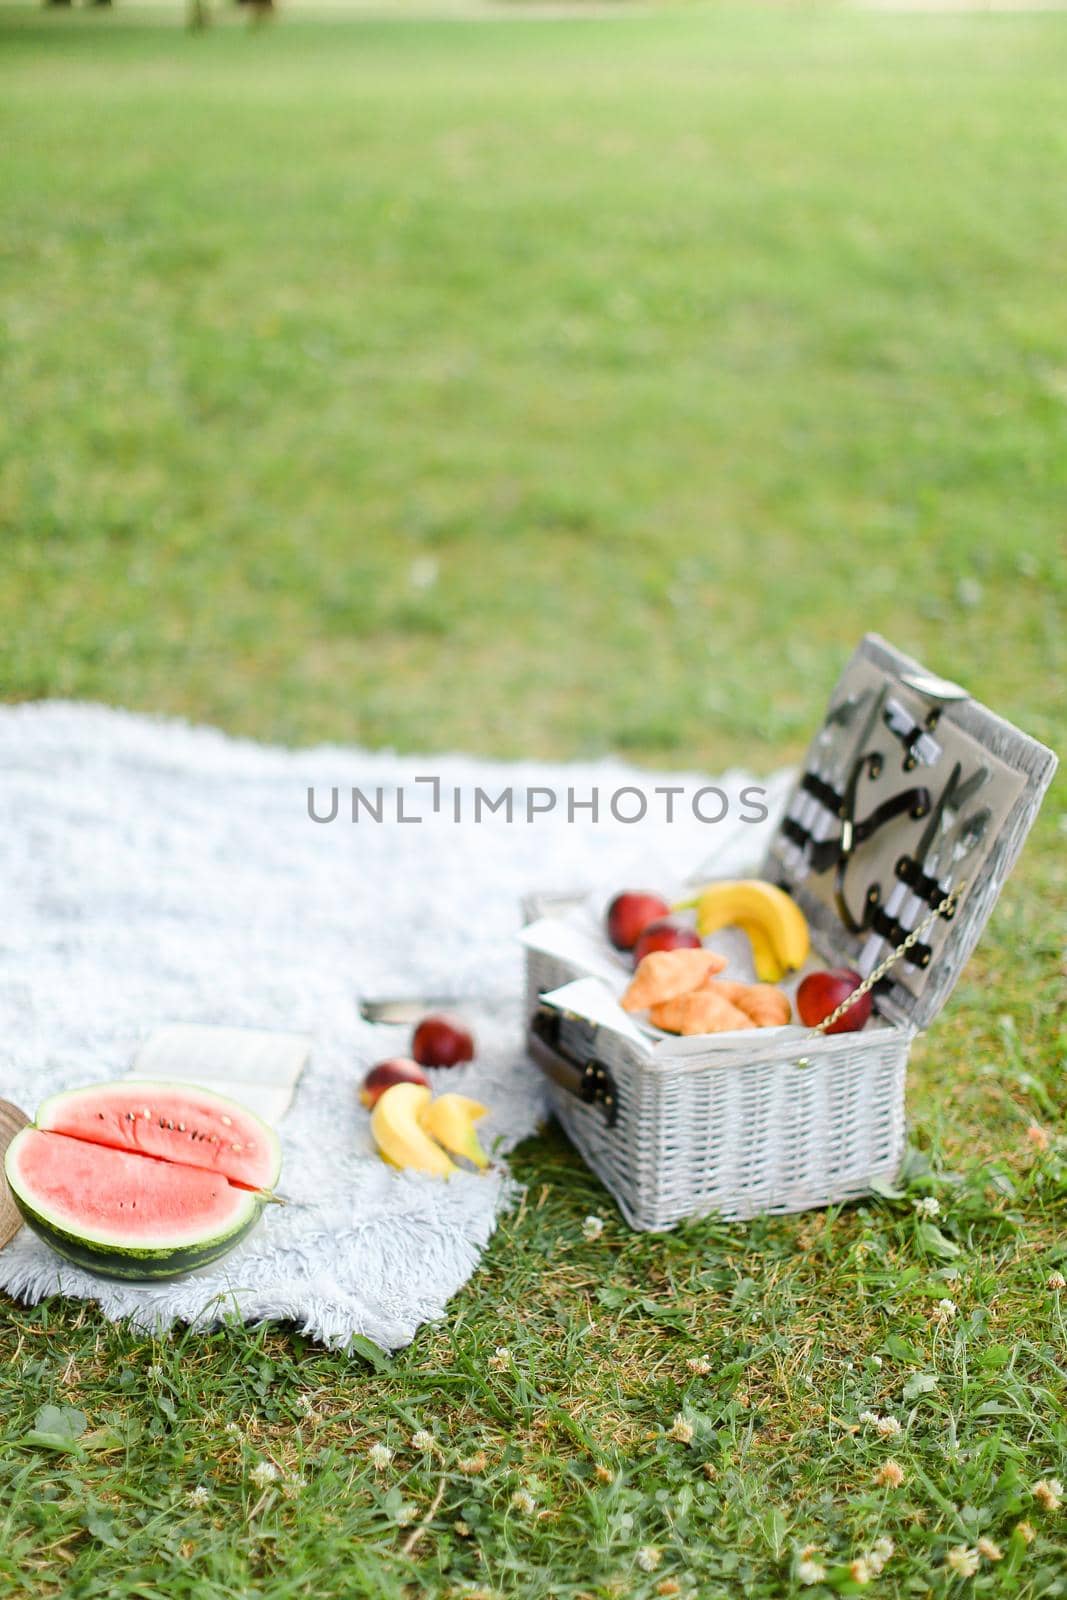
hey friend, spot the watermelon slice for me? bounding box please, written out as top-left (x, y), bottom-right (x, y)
top-left (4, 1082), bottom-right (281, 1281)
top-left (36, 1080), bottom-right (280, 1192)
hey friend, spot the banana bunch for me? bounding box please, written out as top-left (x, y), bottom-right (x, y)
top-left (675, 880), bottom-right (809, 983)
top-left (370, 1084), bottom-right (490, 1177)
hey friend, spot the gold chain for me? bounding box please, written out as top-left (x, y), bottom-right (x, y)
top-left (806, 884), bottom-right (965, 1037)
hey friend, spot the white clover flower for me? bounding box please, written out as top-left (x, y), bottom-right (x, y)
top-left (296, 1394), bottom-right (316, 1418)
top-left (408, 556), bottom-right (439, 593)
top-left (796, 1558), bottom-right (826, 1586)
top-left (224, 1420), bottom-right (242, 1437)
top-left (1016, 1520), bottom-right (1036, 1543)
top-left (369, 1443), bottom-right (394, 1470)
top-left (934, 1298), bottom-right (958, 1324)
top-left (459, 1450), bottom-right (487, 1476)
top-left (946, 1546), bottom-right (980, 1578)
top-left (453, 1519), bottom-right (471, 1537)
top-left (668, 1414), bottom-right (695, 1445)
top-left (686, 1356), bottom-right (712, 1376)
top-left (187, 1484), bottom-right (211, 1507)
top-left (859, 1410), bottom-right (880, 1428)
top-left (488, 1347), bottom-right (512, 1372)
top-left (1047, 1271), bottom-right (1066, 1291)
top-left (148, 1364), bottom-right (164, 1380)
top-left (510, 1489), bottom-right (536, 1515)
top-left (876, 1415), bottom-right (902, 1438)
top-left (876, 1460), bottom-right (905, 1488)
top-left (976, 1537), bottom-right (1002, 1561)
top-left (582, 1215), bottom-right (605, 1241)
top-left (395, 1503), bottom-right (418, 1526)
top-left (1033, 1478), bottom-right (1063, 1512)
top-left (867, 1537), bottom-right (894, 1575)
top-left (636, 1547), bottom-right (662, 1573)
top-left (250, 1460), bottom-right (280, 1487)
top-left (412, 1429), bottom-right (435, 1452)
top-left (869, 1355), bottom-right (883, 1369)
top-left (849, 1557), bottom-right (872, 1584)
top-left (281, 1475), bottom-right (308, 1500)
top-left (914, 1196), bottom-right (941, 1218)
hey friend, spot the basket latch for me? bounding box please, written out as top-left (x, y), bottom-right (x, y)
top-left (528, 1007), bottom-right (619, 1127)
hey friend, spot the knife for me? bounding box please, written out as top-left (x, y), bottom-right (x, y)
top-left (359, 995), bottom-right (512, 1025)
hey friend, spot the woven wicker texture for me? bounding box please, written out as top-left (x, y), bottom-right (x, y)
top-left (525, 635), bottom-right (1054, 1231)
top-left (528, 946), bottom-right (910, 1231)
top-left (0, 1100), bottom-right (30, 1252)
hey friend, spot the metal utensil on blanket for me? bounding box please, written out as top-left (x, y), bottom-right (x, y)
top-left (0, 1100), bottom-right (30, 1251)
top-left (362, 892), bottom-right (586, 1023)
top-left (359, 994), bottom-right (511, 1025)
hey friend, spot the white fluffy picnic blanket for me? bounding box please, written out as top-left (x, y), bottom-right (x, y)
top-left (0, 702), bottom-right (788, 1350)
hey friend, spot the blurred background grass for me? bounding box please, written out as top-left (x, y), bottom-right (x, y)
top-left (2, 3), bottom-right (1064, 771)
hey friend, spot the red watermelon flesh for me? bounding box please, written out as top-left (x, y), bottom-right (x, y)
top-left (6, 1129), bottom-right (259, 1254)
top-left (36, 1080), bottom-right (280, 1192)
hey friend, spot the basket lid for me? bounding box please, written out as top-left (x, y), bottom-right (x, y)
top-left (761, 634), bottom-right (1057, 1032)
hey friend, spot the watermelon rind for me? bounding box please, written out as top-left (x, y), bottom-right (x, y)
top-left (3, 1127), bottom-right (265, 1282)
top-left (35, 1079), bottom-right (282, 1193)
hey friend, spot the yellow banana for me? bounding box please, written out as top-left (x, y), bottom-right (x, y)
top-left (418, 1094), bottom-right (490, 1170)
top-left (738, 918), bottom-right (788, 983)
top-left (691, 880), bottom-right (809, 972)
top-left (371, 1084), bottom-right (457, 1178)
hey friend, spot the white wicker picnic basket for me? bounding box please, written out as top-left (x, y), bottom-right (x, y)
top-left (522, 635), bottom-right (1056, 1232)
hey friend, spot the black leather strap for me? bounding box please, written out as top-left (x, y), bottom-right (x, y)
top-left (781, 817), bottom-right (809, 851)
top-left (808, 786), bottom-right (931, 875)
top-left (866, 905), bottom-right (932, 966)
top-left (800, 772), bottom-right (842, 813)
top-left (895, 854), bottom-right (957, 914)
top-left (528, 1008), bottom-right (619, 1126)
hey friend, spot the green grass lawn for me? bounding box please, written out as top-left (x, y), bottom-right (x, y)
top-left (1, 6), bottom-right (1065, 1596)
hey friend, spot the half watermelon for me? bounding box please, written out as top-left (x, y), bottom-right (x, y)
top-left (36, 1080), bottom-right (280, 1192)
top-left (4, 1082), bottom-right (281, 1281)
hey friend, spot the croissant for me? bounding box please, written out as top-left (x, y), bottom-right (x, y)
top-left (650, 988), bottom-right (756, 1035)
top-left (705, 979), bottom-right (792, 1028)
top-left (620, 948), bottom-right (728, 1012)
